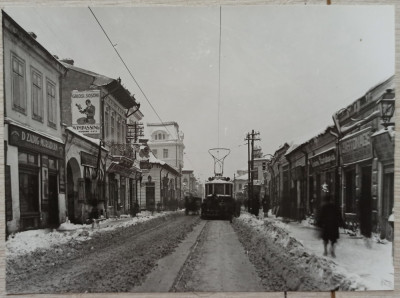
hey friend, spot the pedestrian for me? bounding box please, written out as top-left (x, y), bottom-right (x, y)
top-left (316, 195), bottom-right (343, 257)
top-left (262, 194), bottom-right (270, 218)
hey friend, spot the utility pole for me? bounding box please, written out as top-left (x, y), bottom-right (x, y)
top-left (245, 130), bottom-right (260, 215)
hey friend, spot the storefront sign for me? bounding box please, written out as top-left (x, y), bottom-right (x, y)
top-left (71, 90), bottom-right (101, 135)
top-left (372, 132), bottom-right (394, 162)
top-left (81, 151), bottom-right (98, 168)
top-left (310, 148), bottom-right (336, 169)
top-left (340, 128), bottom-right (372, 165)
top-left (9, 125), bottom-right (64, 159)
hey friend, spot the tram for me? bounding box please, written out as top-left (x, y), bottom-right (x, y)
top-left (201, 148), bottom-right (240, 221)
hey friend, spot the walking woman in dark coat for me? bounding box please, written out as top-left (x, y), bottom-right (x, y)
top-left (317, 195), bottom-right (343, 257)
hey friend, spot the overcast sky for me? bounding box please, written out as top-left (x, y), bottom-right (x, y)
top-left (4, 5), bottom-right (395, 181)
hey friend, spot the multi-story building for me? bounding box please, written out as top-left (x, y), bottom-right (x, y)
top-left (146, 121), bottom-right (185, 201)
top-left (3, 11), bottom-right (68, 233)
top-left (60, 61), bottom-right (142, 222)
top-left (146, 122), bottom-right (185, 171)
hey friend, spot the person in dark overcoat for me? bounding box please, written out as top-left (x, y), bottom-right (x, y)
top-left (316, 196), bottom-right (343, 257)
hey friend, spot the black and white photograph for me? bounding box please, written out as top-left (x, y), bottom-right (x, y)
top-left (2, 3), bottom-right (397, 295)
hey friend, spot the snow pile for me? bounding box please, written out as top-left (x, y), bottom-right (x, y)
top-left (233, 213), bottom-right (366, 291)
top-left (6, 211), bottom-right (177, 260)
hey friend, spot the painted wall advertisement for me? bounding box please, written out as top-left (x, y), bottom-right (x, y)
top-left (71, 90), bottom-right (101, 135)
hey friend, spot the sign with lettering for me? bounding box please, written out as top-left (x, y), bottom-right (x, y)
top-left (81, 151), bottom-right (98, 168)
top-left (310, 148), bottom-right (336, 169)
top-left (9, 125), bottom-right (64, 159)
top-left (340, 128), bottom-right (372, 165)
top-left (71, 90), bottom-right (101, 135)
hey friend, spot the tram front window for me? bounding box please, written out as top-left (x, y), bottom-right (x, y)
top-left (214, 184), bottom-right (224, 195)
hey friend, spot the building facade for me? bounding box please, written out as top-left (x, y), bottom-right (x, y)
top-left (146, 121), bottom-right (185, 201)
top-left (262, 76), bottom-right (395, 240)
top-left (4, 11), bottom-right (68, 233)
top-left (60, 61), bottom-right (142, 223)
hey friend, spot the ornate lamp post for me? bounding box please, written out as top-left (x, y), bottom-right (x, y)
top-left (378, 89), bottom-right (395, 129)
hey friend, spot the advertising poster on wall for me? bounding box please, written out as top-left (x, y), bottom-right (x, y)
top-left (71, 90), bottom-right (101, 135)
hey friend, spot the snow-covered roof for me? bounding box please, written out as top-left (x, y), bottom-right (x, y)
top-left (66, 127), bottom-right (108, 150)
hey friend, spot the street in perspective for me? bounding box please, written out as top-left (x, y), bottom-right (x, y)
top-left (3, 5), bottom-right (395, 294)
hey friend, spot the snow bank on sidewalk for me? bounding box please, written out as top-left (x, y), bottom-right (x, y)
top-left (234, 213), bottom-right (366, 291)
top-left (6, 211), bottom-right (177, 259)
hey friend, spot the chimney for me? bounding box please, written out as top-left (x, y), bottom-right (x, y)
top-left (60, 58), bottom-right (74, 65)
top-left (28, 32), bottom-right (37, 39)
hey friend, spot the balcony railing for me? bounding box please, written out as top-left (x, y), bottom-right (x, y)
top-left (109, 143), bottom-right (135, 159)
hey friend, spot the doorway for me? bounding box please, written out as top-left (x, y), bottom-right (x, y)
top-left (48, 173), bottom-right (59, 226)
top-left (360, 166), bottom-right (372, 237)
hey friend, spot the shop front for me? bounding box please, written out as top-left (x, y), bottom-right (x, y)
top-left (106, 159), bottom-right (140, 217)
top-left (65, 128), bottom-right (107, 224)
top-left (309, 147), bottom-right (336, 215)
top-left (372, 128), bottom-right (395, 240)
top-left (6, 124), bottom-right (66, 233)
top-left (340, 127), bottom-right (376, 236)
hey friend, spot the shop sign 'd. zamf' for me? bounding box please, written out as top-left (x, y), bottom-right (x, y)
top-left (71, 90), bottom-right (101, 135)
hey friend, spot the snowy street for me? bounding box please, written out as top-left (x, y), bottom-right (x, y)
top-left (7, 210), bottom-right (393, 293)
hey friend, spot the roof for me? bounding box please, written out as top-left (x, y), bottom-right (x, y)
top-left (3, 11), bottom-right (67, 75)
top-left (65, 127), bottom-right (108, 151)
top-left (235, 173), bottom-right (248, 180)
top-left (61, 62), bottom-right (138, 109)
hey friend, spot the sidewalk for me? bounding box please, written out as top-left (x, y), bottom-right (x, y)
top-left (261, 212), bottom-right (394, 290)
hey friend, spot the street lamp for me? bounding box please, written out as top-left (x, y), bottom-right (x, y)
top-left (378, 89), bottom-right (395, 130)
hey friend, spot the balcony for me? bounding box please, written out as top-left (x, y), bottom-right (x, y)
top-left (109, 143), bottom-right (136, 167)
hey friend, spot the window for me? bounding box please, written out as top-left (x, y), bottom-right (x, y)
top-left (110, 113), bottom-right (115, 142)
top-left (12, 54), bottom-right (26, 112)
top-left (158, 133), bottom-right (162, 140)
top-left (162, 134), bottom-right (165, 140)
top-left (46, 81), bottom-right (57, 128)
top-left (18, 152), bottom-right (38, 165)
top-left (31, 69), bottom-right (43, 121)
top-left (117, 117), bottom-right (121, 143)
top-left (154, 134), bottom-right (157, 140)
top-left (239, 184), bottom-right (242, 190)
top-left (153, 149), bottom-right (157, 157)
top-left (104, 108), bottom-right (109, 138)
top-left (163, 149), bottom-right (168, 158)
top-left (122, 120), bottom-right (126, 143)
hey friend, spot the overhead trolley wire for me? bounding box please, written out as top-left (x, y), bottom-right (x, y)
top-left (217, 6), bottom-right (222, 149)
top-left (88, 6), bottom-right (173, 137)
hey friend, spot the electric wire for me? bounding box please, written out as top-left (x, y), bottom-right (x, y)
top-left (88, 7), bottom-right (173, 137)
top-left (217, 6), bottom-right (222, 149)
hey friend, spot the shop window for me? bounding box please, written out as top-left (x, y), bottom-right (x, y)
top-left (48, 158), bottom-right (57, 170)
top-left (163, 149), bottom-right (168, 158)
top-left (31, 68), bottom-right (43, 121)
top-left (12, 54), bottom-right (26, 113)
top-left (18, 152), bottom-right (38, 165)
top-left (19, 170), bottom-right (39, 213)
top-left (46, 80), bottom-right (57, 129)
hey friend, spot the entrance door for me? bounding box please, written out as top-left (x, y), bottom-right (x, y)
top-left (19, 169), bottom-right (40, 229)
top-left (67, 163), bottom-right (75, 222)
top-left (48, 173), bottom-right (59, 226)
top-left (146, 182), bottom-right (155, 211)
top-left (109, 178), bottom-right (118, 216)
top-left (360, 166), bottom-right (372, 237)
